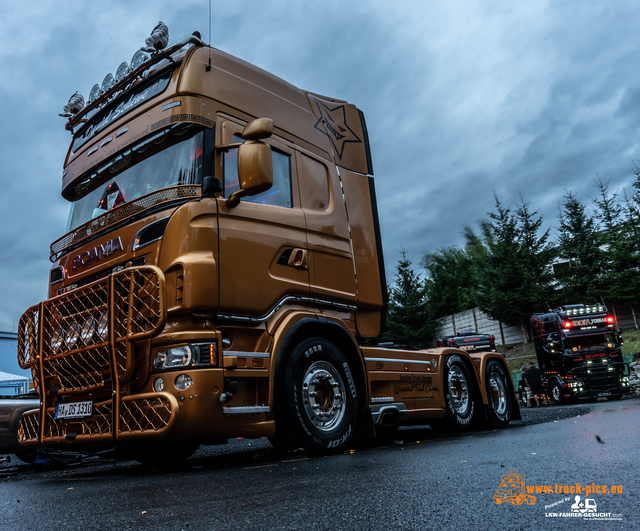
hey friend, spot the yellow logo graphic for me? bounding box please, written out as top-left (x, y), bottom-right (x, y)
top-left (494, 469), bottom-right (537, 506)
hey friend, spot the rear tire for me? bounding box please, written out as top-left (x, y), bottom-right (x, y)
top-left (485, 360), bottom-right (512, 428)
top-left (274, 337), bottom-right (359, 455)
top-left (432, 355), bottom-right (476, 431)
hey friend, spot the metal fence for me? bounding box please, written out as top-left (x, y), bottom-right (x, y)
top-left (434, 308), bottom-right (523, 345)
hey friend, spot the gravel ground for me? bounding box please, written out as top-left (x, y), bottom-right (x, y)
top-left (0, 400), bottom-right (597, 480)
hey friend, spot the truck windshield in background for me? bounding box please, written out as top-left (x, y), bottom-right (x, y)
top-left (67, 128), bottom-right (204, 231)
top-left (562, 333), bottom-right (620, 352)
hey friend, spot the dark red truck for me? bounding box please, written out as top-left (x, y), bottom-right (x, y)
top-left (436, 331), bottom-right (496, 353)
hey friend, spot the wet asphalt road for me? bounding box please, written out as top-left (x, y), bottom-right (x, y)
top-left (1, 398), bottom-right (638, 531)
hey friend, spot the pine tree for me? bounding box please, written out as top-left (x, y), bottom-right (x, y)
top-left (422, 246), bottom-right (476, 318)
top-left (556, 191), bottom-right (602, 300)
top-left (464, 194), bottom-right (555, 342)
top-left (382, 249), bottom-right (432, 347)
top-left (591, 177), bottom-right (640, 302)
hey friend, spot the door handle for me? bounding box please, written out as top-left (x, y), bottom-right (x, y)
top-left (287, 248), bottom-right (308, 269)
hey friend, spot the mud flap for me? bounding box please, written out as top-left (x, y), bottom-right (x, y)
top-left (356, 407), bottom-right (376, 438)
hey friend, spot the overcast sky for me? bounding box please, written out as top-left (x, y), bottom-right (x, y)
top-left (2, 0), bottom-right (640, 354)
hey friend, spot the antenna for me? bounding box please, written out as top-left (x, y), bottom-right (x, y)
top-left (545, 301), bottom-right (552, 311)
top-left (206, 0), bottom-right (212, 71)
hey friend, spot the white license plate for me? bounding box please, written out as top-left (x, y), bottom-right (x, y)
top-left (55, 401), bottom-right (93, 419)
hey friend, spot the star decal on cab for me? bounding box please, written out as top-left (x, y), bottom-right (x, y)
top-left (312, 98), bottom-right (361, 160)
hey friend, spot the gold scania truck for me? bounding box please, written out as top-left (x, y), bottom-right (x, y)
top-left (16, 25), bottom-right (518, 462)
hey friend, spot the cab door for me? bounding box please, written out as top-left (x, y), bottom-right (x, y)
top-left (215, 116), bottom-right (309, 318)
top-left (296, 147), bottom-right (357, 303)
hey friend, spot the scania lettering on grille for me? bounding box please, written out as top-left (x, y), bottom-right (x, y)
top-left (71, 237), bottom-right (124, 271)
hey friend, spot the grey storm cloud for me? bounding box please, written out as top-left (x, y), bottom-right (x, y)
top-left (2, 0), bottom-right (640, 344)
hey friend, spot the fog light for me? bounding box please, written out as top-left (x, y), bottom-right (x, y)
top-left (153, 377), bottom-right (164, 392)
top-left (175, 374), bottom-right (192, 390)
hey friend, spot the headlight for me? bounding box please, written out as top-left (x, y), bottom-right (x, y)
top-left (65, 322), bottom-right (81, 348)
top-left (153, 346), bottom-right (192, 370)
top-left (80, 315), bottom-right (95, 343)
top-left (97, 311), bottom-right (108, 341)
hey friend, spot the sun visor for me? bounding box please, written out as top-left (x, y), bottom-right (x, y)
top-left (305, 93), bottom-right (373, 176)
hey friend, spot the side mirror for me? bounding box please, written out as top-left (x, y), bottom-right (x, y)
top-left (241, 118), bottom-right (273, 141)
top-left (227, 140), bottom-right (273, 207)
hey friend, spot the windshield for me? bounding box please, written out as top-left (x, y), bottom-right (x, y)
top-left (67, 129), bottom-right (204, 231)
top-left (562, 333), bottom-right (619, 352)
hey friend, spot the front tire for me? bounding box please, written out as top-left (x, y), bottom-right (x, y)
top-left (606, 394), bottom-right (623, 401)
top-left (274, 338), bottom-right (359, 455)
top-left (485, 360), bottom-right (512, 428)
top-left (518, 385), bottom-right (528, 408)
top-left (13, 448), bottom-right (38, 464)
top-left (433, 355), bottom-right (476, 431)
top-left (550, 382), bottom-right (564, 405)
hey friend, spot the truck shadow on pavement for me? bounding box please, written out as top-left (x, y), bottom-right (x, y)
top-left (0, 400), bottom-right (608, 480)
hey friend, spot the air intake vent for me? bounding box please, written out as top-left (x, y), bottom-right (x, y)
top-left (50, 267), bottom-right (65, 284)
top-left (133, 217), bottom-right (170, 251)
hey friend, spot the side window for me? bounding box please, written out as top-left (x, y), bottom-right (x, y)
top-left (223, 135), bottom-right (293, 208)
top-left (299, 153), bottom-right (330, 211)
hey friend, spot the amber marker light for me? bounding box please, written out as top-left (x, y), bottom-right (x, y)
top-left (376, 363), bottom-right (383, 370)
top-left (253, 359), bottom-right (264, 367)
top-left (209, 344), bottom-right (216, 365)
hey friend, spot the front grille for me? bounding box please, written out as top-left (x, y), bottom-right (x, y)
top-left (18, 411), bottom-right (39, 443)
top-left (571, 362), bottom-right (628, 392)
top-left (17, 265), bottom-right (168, 444)
top-left (119, 395), bottom-right (177, 435)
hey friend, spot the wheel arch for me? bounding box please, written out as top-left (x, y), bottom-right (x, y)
top-left (270, 314), bottom-right (367, 417)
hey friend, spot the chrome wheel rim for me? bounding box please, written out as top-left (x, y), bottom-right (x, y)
top-left (552, 386), bottom-right (560, 401)
top-left (448, 365), bottom-right (470, 414)
top-left (489, 369), bottom-right (507, 416)
top-left (302, 361), bottom-right (346, 431)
